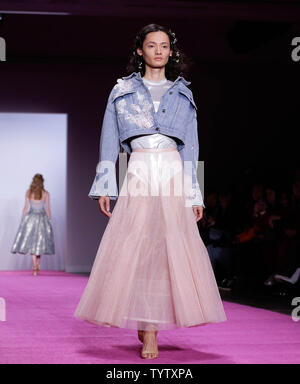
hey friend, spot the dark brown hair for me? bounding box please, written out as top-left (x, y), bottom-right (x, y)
top-left (126, 23), bottom-right (193, 81)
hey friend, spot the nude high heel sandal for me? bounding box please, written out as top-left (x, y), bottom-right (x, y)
top-left (140, 331), bottom-right (159, 359)
top-left (138, 331), bottom-right (144, 343)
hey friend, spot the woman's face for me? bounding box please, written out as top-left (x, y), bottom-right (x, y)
top-left (280, 192), bottom-right (289, 207)
top-left (266, 188), bottom-right (276, 204)
top-left (252, 185), bottom-right (263, 201)
top-left (137, 31), bottom-right (172, 69)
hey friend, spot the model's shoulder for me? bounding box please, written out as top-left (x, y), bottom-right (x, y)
top-left (112, 77), bottom-right (134, 90)
top-left (176, 81), bottom-right (198, 110)
top-left (178, 78), bottom-right (192, 90)
top-left (110, 75), bottom-right (136, 100)
top-left (177, 81), bottom-right (194, 98)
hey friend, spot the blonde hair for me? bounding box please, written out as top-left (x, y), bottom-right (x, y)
top-left (28, 174), bottom-right (45, 200)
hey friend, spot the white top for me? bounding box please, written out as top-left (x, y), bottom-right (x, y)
top-left (130, 77), bottom-right (178, 150)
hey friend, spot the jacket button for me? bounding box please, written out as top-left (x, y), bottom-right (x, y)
top-left (169, 91), bottom-right (173, 95)
top-left (155, 127), bottom-right (159, 131)
top-left (162, 109), bottom-right (166, 113)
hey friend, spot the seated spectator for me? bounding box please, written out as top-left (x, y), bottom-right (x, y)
top-left (264, 180), bottom-right (300, 286)
top-left (238, 183), bottom-right (266, 232)
top-left (231, 198), bottom-right (270, 291)
top-left (235, 199), bottom-right (269, 244)
top-left (215, 191), bottom-right (238, 234)
top-left (203, 191), bottom-right (219, 217)
top-left (265, 185), bottom-right (281, 216)
top-left (199, 208), bottom-right (235, 289)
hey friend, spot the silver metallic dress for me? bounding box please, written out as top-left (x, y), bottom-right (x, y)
top-left (11, 199), bottom-right (55, 255)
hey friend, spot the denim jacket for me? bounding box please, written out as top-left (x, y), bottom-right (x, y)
top-left (89, 71), bottom-right (204, 207)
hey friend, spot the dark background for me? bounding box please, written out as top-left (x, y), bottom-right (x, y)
top-left (0, 0), bottom-right (299, 274)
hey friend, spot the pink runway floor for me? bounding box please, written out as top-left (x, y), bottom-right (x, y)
top-left (0, 271), bottom-right (299, 364)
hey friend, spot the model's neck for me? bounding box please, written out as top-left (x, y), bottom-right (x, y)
top-left (142, 77), bottom-right (167, 85)
top-left (143, 67), bottom-right (166, 83)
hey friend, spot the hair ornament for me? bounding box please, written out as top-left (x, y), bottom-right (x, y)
top-left (174, 51), bottom-right (180, 63)
top-left (169, 30), bottom-right (178, 45)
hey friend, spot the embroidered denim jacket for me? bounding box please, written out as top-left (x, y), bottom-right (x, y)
top-left (89, 71), bottom-right (204, 207)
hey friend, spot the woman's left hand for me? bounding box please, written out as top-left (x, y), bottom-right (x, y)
top-left (193, 206), bottom-right (203, 222)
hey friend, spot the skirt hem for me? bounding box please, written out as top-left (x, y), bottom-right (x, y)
top-left (74, 314), bottom-right (227, 331)
top-left (11, 250), bottom-right (55, 255)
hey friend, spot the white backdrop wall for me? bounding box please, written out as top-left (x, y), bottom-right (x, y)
top-left (0, 113), bottom-right (67, 270)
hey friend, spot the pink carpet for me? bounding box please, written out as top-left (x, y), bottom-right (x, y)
top-left (0, 271), bottom-right (299, 364)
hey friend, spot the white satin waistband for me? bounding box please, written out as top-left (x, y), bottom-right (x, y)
top-left (132, 147), bottom-right (178, 153)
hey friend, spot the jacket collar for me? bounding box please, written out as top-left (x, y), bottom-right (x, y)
top-left (122, 71), bottom-right (191, 87)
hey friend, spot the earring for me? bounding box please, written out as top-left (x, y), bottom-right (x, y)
top-left (138, 58), bottom-right (143, 70)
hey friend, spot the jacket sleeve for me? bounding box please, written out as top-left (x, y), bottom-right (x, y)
top-left (88, 88), bottom-right (120, 200)
top-left (179, 107), bottom-right (205, 208)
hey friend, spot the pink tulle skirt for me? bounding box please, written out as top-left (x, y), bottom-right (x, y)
top-left (74, 147), bottom-right (227, 331)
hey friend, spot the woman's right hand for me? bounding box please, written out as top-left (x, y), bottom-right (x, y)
top-left (98, 196), bottom-right (112, 218)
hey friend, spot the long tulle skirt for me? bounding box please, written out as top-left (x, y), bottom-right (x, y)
top-left (74, 147), bottom-right (227, 330)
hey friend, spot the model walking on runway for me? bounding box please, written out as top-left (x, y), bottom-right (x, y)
top-left (11, 173), bottom-right (55, 275)
top-left (75, 23), bottom-right (226, 359)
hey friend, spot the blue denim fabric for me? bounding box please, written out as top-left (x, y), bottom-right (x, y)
top-left (89, 71), bottom-right (204, 206)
